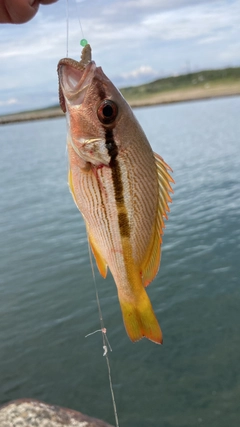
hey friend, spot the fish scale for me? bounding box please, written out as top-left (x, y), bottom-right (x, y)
top-left (58, 44), bottom-right (174, 343)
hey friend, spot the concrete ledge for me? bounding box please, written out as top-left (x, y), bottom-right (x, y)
top-left (0, 399), bottom-right (114, 427)
top-left (1, 85), bottom-right (240, 125)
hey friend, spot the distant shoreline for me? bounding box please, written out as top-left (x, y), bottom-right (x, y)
top-left (1, 84), bottom-right (240, 125)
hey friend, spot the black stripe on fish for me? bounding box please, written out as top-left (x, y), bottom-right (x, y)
top-left (95, 80), bottom-right (130, 238)
top-left (111, 158), bottom-right (130, 238)
top-left (105, 129), bottom-right (130, 238)
top-left (105, 128), bottom-right (118, 161)
top-left (117, 211), bottom-right (130, 238)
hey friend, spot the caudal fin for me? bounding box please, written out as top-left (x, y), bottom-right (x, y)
top-left (118, 288), bottom-right (163, 344)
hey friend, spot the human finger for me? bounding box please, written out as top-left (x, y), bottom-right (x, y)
top-left (0, 0), bottom-right (58, 24)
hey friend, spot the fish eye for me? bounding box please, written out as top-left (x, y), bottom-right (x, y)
top-left (97, 100), bottom-right (118, 125)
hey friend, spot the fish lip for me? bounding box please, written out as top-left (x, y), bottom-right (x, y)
top-left (57, 44), bottom-right (94, 112)
top-left (58, 59), bottom-right (96, 106)
top-left (57, 43), bottom-right (93, 92)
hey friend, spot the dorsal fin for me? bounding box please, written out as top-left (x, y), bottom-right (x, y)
top-left (140, 152), bottom-right (174, 287)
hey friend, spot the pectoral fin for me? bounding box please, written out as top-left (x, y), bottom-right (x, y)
top-left (140, 152), bottom-right (174, 287)
top-left (68, 168), bottom-right (77, 205)
top-left (69, 167), bottom-right (108, 278)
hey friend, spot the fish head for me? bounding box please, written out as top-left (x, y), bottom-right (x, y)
top-left (57, 44), bottom-right (137, 167)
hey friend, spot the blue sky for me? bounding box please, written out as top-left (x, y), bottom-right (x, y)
top-left (0, 0), bottom-right (240, 115)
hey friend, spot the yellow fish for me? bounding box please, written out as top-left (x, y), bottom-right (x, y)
top-left (57, 45), bottom-right (174, 344)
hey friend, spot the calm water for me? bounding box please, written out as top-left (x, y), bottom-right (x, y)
top-left (0, 97), bottom-right (240, 427)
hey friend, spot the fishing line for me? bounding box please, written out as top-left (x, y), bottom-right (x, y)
top-left (65, 2), bottom-right (119, 424)
top-left (66, 0), bottom-right (69, 57)
top-left (66, 0), bottom-right (88, 56)
top-left (74, 0), bottom-right (86, 41)
top-left (87, 243), bottom-right (120, 427)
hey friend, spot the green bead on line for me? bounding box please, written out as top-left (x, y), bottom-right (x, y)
top-left (80, 39), bottom-right (88, 47)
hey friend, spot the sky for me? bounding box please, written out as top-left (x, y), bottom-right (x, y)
top-left (0, 0), bottom-right (240, 115)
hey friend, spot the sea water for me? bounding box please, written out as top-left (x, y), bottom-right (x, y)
top-left (0, 96), bottom-right (240, 427)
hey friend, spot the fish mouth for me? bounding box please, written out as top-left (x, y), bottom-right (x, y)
top-left (57, 44), bottom-right (96, 112)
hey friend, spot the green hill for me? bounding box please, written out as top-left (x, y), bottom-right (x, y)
top-left (120, 67), bottom-right (240, 101)
top-left (1, 66), bottom-right (240, 124)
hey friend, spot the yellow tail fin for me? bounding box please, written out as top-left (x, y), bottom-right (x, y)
top-left (118, 288), bottom-right (163, 344)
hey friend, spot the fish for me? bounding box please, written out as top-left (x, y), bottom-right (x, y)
top-left (57, 44), bottom-right (174, 344)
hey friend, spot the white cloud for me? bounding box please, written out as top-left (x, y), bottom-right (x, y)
top-left (0, 98), bottom-right (18, 107)
top-left (121, 65), bottom-right (158, 80)
top-left (142, 2), bottom-right (240, 41)
top-left (198, 35), bottom-right (226, 45)
top-left (218, 40), bottom-right (240, 62)
top-left (0, 0), bottom-right (240, 114)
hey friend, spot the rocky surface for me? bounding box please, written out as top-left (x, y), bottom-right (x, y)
top-left (0, 399), bottom-right (114, 427)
